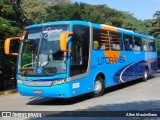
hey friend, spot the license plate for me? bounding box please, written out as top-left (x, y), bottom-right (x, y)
top-left (34, 90), bottom-right (42, 94)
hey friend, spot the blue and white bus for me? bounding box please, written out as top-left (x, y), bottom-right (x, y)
top-left (5, 21), bottom-right (157, 98)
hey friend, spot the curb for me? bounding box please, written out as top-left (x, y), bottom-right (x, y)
top-left (0, 89), bottom-right (18, 95)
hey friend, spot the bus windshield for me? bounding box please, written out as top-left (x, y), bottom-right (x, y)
top-left (18, 24), bottom-right (69, 76)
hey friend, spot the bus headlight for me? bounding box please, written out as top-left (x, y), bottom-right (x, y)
top-left (52, 79), bottom-right (66, 85)
top-left (17, 79), bottom-right (23, 84)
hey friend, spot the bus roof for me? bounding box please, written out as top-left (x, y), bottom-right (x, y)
top-left (101, 24), bottom-right (155, 40)
top-left (26, 20), bottom-right (90, 29)
top-left (26, 20), bottom-right (155, 40)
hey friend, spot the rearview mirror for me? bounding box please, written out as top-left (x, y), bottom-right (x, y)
top-left (4, 37), bottom-right (21, 56)
top-left (60, 32), bottom-right (73, 52)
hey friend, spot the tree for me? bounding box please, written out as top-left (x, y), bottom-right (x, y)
top-left (0, 0), bottom-right (22, 60)
top-left (43, 3), bottom-right (124, 27)
top-left (0, 0), bottom-right (27, 89)
top-left (151, 11), bottom-right (160, 37)
top-left (121, 11), bottom-right (155, 36)
top-left (151, 11), bottom-right (160, 59)
top-left (20, 0), bottom-right (71, 23)
top-left (153, 11), bottom-right (160, 19)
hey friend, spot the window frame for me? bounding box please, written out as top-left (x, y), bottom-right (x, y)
top-left (93, 27), bottom-right (123, 51)
top-left (149, 39), bottom-right (156, 52)
top-left (93, 28), bottom-right (109, 51)
top-left (123, 34), bottom-right (134, 51)
top-left (110, 31), bottom-right (123, 51)
top-left (133, 36), bottom-right (143, 51)
top-left (142, 38), bottom-right (150, 52)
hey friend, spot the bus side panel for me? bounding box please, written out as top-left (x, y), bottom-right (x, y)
top-left (90, 50), bottom-right (157, 90)
top-left (113, 51), bottom-right (157, 83)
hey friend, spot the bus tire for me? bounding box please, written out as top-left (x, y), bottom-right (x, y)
top-left (142, 68), bottom-right (149, 82)
top-left (90, 76), bottom-right (105, 97)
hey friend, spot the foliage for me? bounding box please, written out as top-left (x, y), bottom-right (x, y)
top-left (151, 11), bottom-right (160, 37)
top-left (43, 3), bottom-right (124, 27)
top-left (150, 11), bottom-right (160, 58)
top-left (0, 0), bottom-right (27, 86)
top-left (121, 12), bottom-right (153, 35)
top-left (20, 0), bottom-right (71, 23)
top-left (0, 0), bottom-right (22, 63)
top-left (0, 0), bottom-right (31, 62)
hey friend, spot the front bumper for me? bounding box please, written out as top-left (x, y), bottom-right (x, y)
top-left (18, 82), bottom-right (74, 98)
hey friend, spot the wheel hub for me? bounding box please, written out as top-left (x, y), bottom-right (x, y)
top-left (144, 70), bottom-right (148, 79)
top-left (94, 80), bottom-right (102, 93)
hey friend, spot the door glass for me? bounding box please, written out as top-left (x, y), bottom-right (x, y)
top-left (70, 25), bottom-right (90, 76)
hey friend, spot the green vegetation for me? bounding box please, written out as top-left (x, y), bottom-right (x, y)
top-left (0, 0), bottom-right (23, 66)
top-left (149, 11), bottom-right (160, 58)
top-left (122, 12), bottom-right (153, 35)
top-left (0, 0), bottom-right (159, 89)
top-left (20, 0), bottom-right (70, 23)
top-left (43, 3), bottom-right (124, 27)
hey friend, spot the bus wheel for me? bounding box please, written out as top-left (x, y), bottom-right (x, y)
top-left (90, 76), bottom-right (105, 97)
top-left (142, 68), bottom-right (149, 82)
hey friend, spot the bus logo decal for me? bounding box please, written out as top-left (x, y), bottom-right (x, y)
top-left (98, 55), bottom-right (126, 65)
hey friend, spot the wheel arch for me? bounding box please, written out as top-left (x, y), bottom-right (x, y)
top-left (89, 71), bottom-right (106, 97)
top-left (93, 72), bottom-right (106, 88)
top-left (144, 65), bottom-right (149, 75)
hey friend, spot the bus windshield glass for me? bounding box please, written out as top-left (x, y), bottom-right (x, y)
top-left (18, 24), bottom-right (69, 76)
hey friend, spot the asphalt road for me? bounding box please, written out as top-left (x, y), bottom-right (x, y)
top-left (0, 73), bottom-right (160, 119)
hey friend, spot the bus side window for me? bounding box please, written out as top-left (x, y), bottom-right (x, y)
top-left (142, 38), bottom-right (149, 51)
top-left (123, 35), bottom-right (134, 51)
top-left (149, 39), bottom-right (156, 51)
top-left (124, 39), bottom-right (130, 50)
top-left (93, 28), bottom-right (109, 50)
top-left (134, 37), bottom-right (142, 51)
top-left (93, 28), bottom-right (101, 50)
top-left (110, 32), bottom-right (122, 50)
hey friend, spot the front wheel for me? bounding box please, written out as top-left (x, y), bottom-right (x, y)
top-left (142, 68), bottom-right (149, 82)
top-left (90, 76), bottom-right (105, 97)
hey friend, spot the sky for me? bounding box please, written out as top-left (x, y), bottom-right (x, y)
top-left (71, 0), bottom-right (160, 20)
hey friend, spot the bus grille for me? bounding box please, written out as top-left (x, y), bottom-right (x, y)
top-left (23, 81), bottom-right (53, 87)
